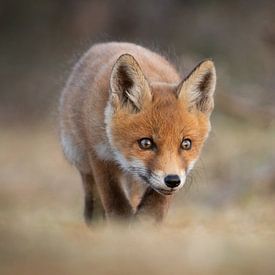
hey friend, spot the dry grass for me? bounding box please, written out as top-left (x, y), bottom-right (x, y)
top-left (1, 116), bottom-right (275, 275)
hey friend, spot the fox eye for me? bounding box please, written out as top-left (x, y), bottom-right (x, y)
top-left (138, 138), bottom-right (154, 150)
top-left (181, 138), bottom-right (192, 150)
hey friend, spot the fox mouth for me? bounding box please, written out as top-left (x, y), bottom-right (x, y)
top-left (128, 167), bottom-right (178, 196)
top-left (137, 173), bottom-right (175, 196)
top-left (155, 188), bottom-right (174, 196)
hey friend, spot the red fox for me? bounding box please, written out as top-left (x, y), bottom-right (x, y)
top-left (59, 42), bottom-right (216, 223)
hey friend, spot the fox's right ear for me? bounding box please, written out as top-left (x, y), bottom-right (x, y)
top-left (110, 54), bottom-right (151, 112)
top-left (177, 60), bottom-right (216, 115)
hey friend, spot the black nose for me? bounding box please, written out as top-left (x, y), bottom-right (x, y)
top-left (164, 174), bottom-right (181, 188)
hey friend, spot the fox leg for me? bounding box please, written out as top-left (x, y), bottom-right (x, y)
top-left (136, 187), bottom-right (173, 222)
top-left (90, 159), bottom-right (134, 220)
top-left (122, 177), bottom-right (146, 211)
top-left (80, 172), bottom-right (105, 224)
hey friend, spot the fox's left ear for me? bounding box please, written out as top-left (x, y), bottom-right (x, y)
top-left (177, 60), bottom-right (216, 115)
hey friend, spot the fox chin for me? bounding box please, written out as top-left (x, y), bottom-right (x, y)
top-left (59, 42), bottom-right (216, 223)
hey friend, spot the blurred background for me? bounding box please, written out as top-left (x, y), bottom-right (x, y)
top-left (1, 1), bottom-right (275, 274)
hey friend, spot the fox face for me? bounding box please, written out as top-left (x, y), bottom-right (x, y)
top-left (105, 54), bottom-right (216, 195)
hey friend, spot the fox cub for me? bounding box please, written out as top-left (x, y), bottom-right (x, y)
top-left (59, 42), bottom-right (216, 223)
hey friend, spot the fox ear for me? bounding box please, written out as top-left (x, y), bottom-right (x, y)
top-left (110, 54), bottom-right (151, 112)
top-left (177, 60), bottom-right (216, 115)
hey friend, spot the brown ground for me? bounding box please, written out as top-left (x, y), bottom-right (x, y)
top-left (1, 114), bottom-right (275, 275)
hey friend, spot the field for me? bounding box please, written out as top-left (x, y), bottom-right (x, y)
top-left (1, 1), bottom-right (275, 274)
top-left (1, 114), bottom-right (275, 275)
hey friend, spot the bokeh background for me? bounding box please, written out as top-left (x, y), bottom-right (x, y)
top-left (1, 1), bottom-right (275, 274)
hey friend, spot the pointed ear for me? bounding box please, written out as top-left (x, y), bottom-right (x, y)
top-left (177, 60), bottom-right (216, 115)
top-left (110, 54), bottom-right (151, 112)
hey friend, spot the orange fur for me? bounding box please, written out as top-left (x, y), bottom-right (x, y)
top-left (59, 42), bottom-right (216, 223)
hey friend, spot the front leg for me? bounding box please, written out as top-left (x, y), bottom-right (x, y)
top-left (90, 159), bottom-right (134, 220)
top-left (136, 187), bottom-right (173, 222)
top-left (80, 172), bottom-right (105, 225)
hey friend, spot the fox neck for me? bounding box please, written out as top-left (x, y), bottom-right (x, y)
top-left (103, 99), bottom-right (129, 171)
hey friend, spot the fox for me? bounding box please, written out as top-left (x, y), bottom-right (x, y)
top-left (59, 42), bottom-right (216, 223)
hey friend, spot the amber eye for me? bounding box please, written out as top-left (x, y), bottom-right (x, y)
top-left (181, 138), bottom-right (192, 150)
top-left (138, 138), bottom-right (154, 150)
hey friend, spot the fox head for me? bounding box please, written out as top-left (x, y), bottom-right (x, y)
top-left (105, 54), bottom-right (216, 195)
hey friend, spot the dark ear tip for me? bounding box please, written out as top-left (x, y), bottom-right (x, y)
top-left (198, 58), bottom-right (215, 67)
top-left (115, 53), bottom-right (136, 64)
top-left (181, 59), bottom-right (215, 85)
